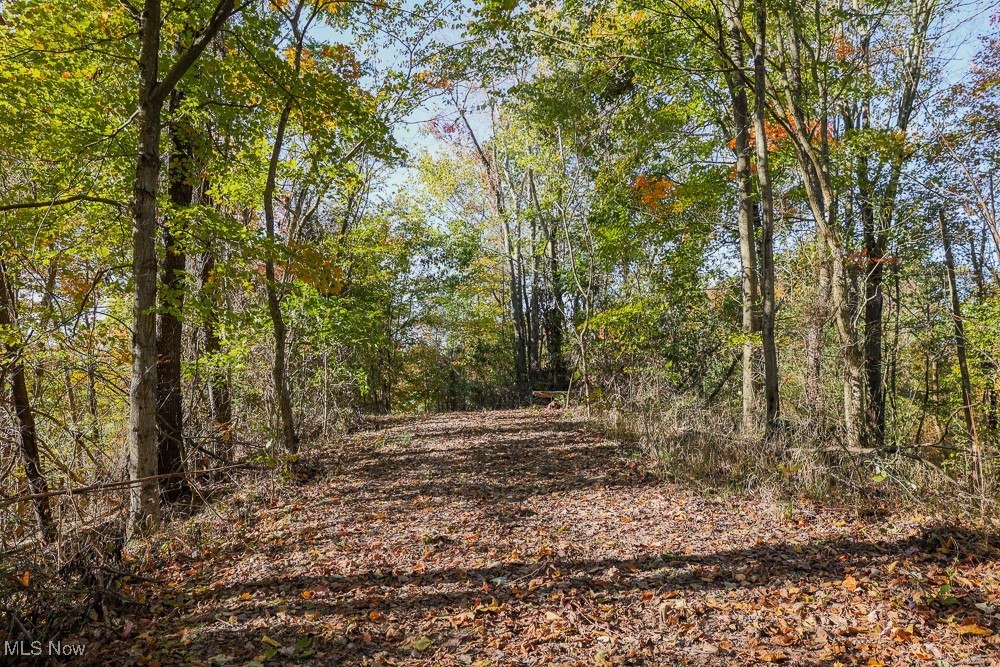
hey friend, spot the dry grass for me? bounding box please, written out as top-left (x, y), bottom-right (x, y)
top-left (595, 394), bottom-right (999, 519)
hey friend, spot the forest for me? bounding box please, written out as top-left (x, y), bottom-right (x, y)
top-left (1, 0), bottom-right (1000, 664)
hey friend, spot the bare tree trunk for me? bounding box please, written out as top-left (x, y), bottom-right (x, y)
top-left (264, 101), bottom-right (298, 454)
top-left (459, 107), bottom-right (529, 400)
top-left (721, 0), bottom-right (761, 432)
top-left (0, 264), bottom-right (55, 544)
top-left (200, 249), bottom-right (233, 453)
top-left (87, 305), bottom-right (101, 445)
top-left (858, 161), bottom-right (886, 446)
top-left (156, 86), bottom-right (193, 502)
top-left (129, 0), bottom-right (165, 534)
top-left (128, 0), bottom-right (235, 535)
top-left (505, 216), bottom-right (530, 397)
top-left (528, 168), bottom-right (566, 388)
top-left (938, 209), bottom-right (983, 499)
top-left (259, 1), bottom-right (320, 454)
top-left (774, 4), bottom-right (865, 447)
top-left (805, 245), bottom-right (829, 407)
top-left (751, 0), bottom-right (781, 436)
top-left (529, 209), bottom-right (541, 378)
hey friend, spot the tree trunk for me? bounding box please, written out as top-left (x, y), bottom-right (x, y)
top-left (200, 249), bottom-right (233, 453)
top-left (529, 210), bottom-right (541, 378)
top-left (805, 244), bottom-right (829, 407)
top-left (751, 0), bottom-right (781, 437)
top-left (264, 101), bottom-right (298, 454)
top-left (938, 209), bottom-right (983, 497)
top-left (128, 0), bottom-right (236, 535)
top-left (503, 215), bottom-right (530, 396)
top-left (858, 159), bottom-right (886, 447)
top-left (775, 6), bottom-right (865, 447)
top-left (969, 227), bottom-right (998, 434)
top-left (128, 0), bottom-right (166, 535)
top-left (0, 264), bottom-right (55, 544)
top-left (156, 86), bottom-right (193, 502)
top-left (721, 0), bottom-right (761, 432)
top-left (528, 168), bottom-right (566, 388)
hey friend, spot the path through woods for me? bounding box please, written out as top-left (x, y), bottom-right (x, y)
top-left (89, 410), bottom-right (999, 666)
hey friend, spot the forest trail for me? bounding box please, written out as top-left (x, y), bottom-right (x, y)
top-left (89, 410), bottom-right (999, 666)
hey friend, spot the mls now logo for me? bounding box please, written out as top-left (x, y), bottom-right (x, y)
top-left (4, 641), bottom-right (86, 657)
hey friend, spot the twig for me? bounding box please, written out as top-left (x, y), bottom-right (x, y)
top-left (0, 463), bottom-right (256, 508)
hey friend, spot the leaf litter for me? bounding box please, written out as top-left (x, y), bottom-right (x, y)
top-left (82, 410), bottom-right (1000, 666)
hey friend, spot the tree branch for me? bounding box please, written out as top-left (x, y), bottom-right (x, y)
top-left (149, 0), bottom-right (241, 108)
top-left (0, 195), bottom-right (127, 213)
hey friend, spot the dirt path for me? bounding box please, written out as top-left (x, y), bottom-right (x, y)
top-left (89, 410), bottom-right (999, 666)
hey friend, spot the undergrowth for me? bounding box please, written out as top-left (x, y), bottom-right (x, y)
top-left (595, 396), bottom-right (998, 521)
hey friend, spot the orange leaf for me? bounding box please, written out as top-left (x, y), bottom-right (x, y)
top-left (772, 632), bottom-right (796, 646)
top-left (19, 571), bottom-right (29, 587)
top-left (757, 650), bottom-right (788, 663)
top-left (842, 574), bottom-right (858, 591)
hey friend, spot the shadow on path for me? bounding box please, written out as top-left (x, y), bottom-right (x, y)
top-left (88, 410), bottom-right (1000, 667)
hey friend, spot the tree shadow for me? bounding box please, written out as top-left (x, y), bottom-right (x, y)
top-left (91, 410), bottom-right (1000, 665)
top-left (179, 524), bottom-right (1000, 664)
top-left (322, 413), bottom-right (650, 510)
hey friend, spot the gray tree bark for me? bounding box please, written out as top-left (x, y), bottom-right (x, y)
top-left (751, 0), bottom-right (781, 436)
top-left (720, 0), bottom-right (762, 431)
top-left (128, 0), bottom-right (237, 535)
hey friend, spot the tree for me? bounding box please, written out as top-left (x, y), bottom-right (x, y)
top-left (128, 0), bottom-right (238, 535)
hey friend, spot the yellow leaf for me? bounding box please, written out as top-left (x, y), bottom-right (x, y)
top-left (956, 620), bottom-right (993, 637)
top-left (261, 635), bottom-right (281, 648)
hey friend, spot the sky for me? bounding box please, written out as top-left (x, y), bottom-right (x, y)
top-left (382, 0), bottom-right (1000, 179)
top-left (938, 0), bottom-right (999, 83)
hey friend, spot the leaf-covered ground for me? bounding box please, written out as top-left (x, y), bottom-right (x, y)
top-left (86, 410), bottom-right (999, 666)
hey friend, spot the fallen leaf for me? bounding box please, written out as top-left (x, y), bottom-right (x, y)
top-left (411, 636), bottom-right (433, 652)
top-left (757, 650), bottom-right (788, 663)
top-left (956, 620), bottom-right (993, 637)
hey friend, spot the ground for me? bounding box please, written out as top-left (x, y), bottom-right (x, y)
top-left (84, 409), bottom-right (999, 666)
